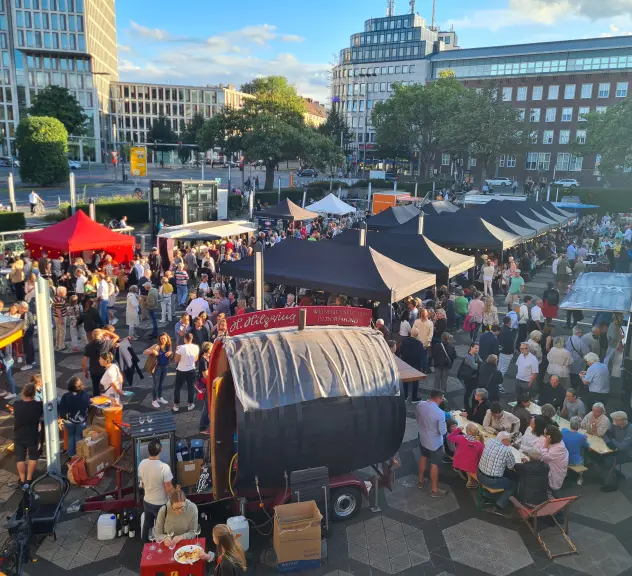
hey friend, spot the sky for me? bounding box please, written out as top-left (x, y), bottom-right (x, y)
top-left (116, 0), bottom-right (632, 102)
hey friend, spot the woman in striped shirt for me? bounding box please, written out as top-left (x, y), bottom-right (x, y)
top-left (174, 263), bottom-right (190, 308)
top-left (52, 286), bottom-right (68, 351)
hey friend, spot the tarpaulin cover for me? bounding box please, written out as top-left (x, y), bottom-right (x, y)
top-left (219, 239), bottom-right (436, 301)
top-left (23, 210), bottom-right (135, 261)
top-left (0, 315), bottom-right (23, 348)
top-left (560, 272), bottom-right (632, 312)
top-left (254, 198), bottom-right (318, 221)
top-left (307, 193), bottom-right (357, 215)
top-left (387, 213), bottom-right (520, 250)
top-left (331, 229), bottom-right (474, 276)
top-left (366, 205), bottom-right (420, 230)
top-left (224, 326), bottom-right (400, 411)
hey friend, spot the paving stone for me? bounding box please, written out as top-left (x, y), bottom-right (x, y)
top-left (571, 488), bottom-right (632, 524)
top-left (385, 475), bottom-right (459, 520)
top-left (443, 518), bottom-right (532, 576)
top-left (50, 555), bottom-right (74, 570)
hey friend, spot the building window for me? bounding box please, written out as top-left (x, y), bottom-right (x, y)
top-left (498, 154), bottom-right (505, 167)
top-left (441, 153), bottom-right (450, 166)
top-left (564, 84), bottom-right (576, 99)
top-left (532, 86), bottom-right (543, 100)
top-left (616, 82), bottom-right (628, 97)
top-left (580, 83), bottom-right (592, 99)
top-left (561, 107), bottom-right (573, 122)
top-left (576, 129), bottom-right (587, 144)
top-left (570, 155), bottom-right (583, 171)
top-left (556, 152), bottom-right (570, 171)
top-left (530, 108), bottom-right (540, 122)
top-left (596, 106), bottom-right (608, 113)
top-left (548, 85), bottom-right (559, 100)
top-left (545, 108), bottom-right (556, 122)
top-left (468, 157), bottom-right (476, 167)
top-left (517, 108), bottom-right (525, 121)
top-left (559, 130), bottom-right (570, 144)
top-left (507, 155), bottom-right (516, 168)
top-left (598, 82), bottom-right (610, 98)
top-left (578, 106), bottom-right (590, 121)
top-left (558, 153), bottom-right (583, 171)
top-left (543, 130), bottom-right (554, 144)
top-left (517, 86), bottom-right (527, 101)
top-left (529, 130), bottom-right (539, 144)
top-left (526, 152), bottom-right (550, 171)
top-left (502, 87), bottom-right (512, 101)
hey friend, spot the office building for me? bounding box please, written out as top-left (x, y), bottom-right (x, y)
top-left (0, 0), bottom-right (117, 161)
top-left (109, 81), bottom-right (251, 158)
top-left (331, 6), bottom-right (632, 185)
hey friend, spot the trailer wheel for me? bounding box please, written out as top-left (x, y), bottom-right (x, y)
top-left (330, 487), bottom-right (362, 522)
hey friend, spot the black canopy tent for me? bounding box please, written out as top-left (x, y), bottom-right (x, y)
top-left (528, 200), bottom-right (572, 224)
top-left (254, 198), bottom-right (318, 221)
top-left (387, 213), bottom-right (522, 251)
top-left (366, 204), bottom-right (420, 231)
top-left (331, 229), bottom-right (475, 277)
top-left (421, 200), bottom-right (460, 216)
top-left (468, 200), bottom-right (556, 234)
top-left (219, 239), bottom-right (436, 302)
top-left (471, 213), bottom-right (536, 241)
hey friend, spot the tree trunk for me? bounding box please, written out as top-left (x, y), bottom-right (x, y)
top-left (264, 161), bottom-right (275, 191)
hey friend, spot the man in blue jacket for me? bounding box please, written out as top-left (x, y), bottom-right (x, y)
top-left (478, 324), bottom-right (500, 363)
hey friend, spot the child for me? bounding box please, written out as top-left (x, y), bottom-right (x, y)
top-left (67, 294), bottom-right (88, 352)
top-left (106, 275), bottom-right (119, 324)
top-left (159, 276), bottom-right (173, 323)
top-left (52, 286), bottom-right (67, 351)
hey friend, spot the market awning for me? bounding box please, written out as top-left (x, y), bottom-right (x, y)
top-left (366, 204), bottom-right (420, 230)
top-left (560, 272), bottom-right (632, 312)
top-left (307, 193), bottom-right (357, 215)
top-left (220, 239), bottom-right (436, 301)
top-left (254, 199), bottom-right (318, 220)
top-left (158, 220), bottom-right (257, 241)
top-left (421, 200), bottom-right (460, 216)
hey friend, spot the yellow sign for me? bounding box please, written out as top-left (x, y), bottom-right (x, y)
top-left (130, 146), bottom-right (147, 177)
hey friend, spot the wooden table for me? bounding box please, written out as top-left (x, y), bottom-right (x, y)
top-left (451, 412), bottom-right (525, 464)
top-left (393, 354), bottom-right (426, 382)
top-left (140, 538), bottom-right (207, 576)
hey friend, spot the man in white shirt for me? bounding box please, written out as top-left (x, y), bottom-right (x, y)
top-left (530, 299), bottom-right (543, 331)
top-left (119, 216), bottom-right (128, 229)
top-left (516, 342), bottom-right (539, 397)
top-left (174, 333), bottom-right (199, 412)
top-left (186, 289), bottom-right (211, 319)
top-left (133, 259), bottom-right (145, 282)
top-left (517, 296), bottom-right (531, 351)
top-left (96, 273), bottom-right (110, 325)
top-left (28, 190), bottom-right (41, 214)
top-left (138, 439), bottom-right (173, 542)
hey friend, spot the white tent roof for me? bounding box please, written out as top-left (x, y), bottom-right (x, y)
top-left (308, 193), bottom-right (357, 215)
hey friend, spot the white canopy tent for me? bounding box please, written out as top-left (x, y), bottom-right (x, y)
top-left (308, 193), bottom-right (357, 215)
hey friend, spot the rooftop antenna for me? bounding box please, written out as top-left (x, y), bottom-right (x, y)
top-left (386, 0), bottom-right (395, 17)
top-left (409, 0), bottom-right (415, 14)
top-left (431, 0), bottom-right (436, 30)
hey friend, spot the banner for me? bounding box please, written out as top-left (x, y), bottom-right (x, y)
top-left (130, 146), bottom-right (147, 177)
top-left (225, 306), bottom-right (372, 336)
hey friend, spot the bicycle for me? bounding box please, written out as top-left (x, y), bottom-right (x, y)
top-left (0, 490), bottom-right (33, 576)
top-left (33, 200), bottom-right (46, 216)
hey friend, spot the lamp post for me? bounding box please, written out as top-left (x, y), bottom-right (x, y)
top-left (358, 72), bottom-right (377, 180)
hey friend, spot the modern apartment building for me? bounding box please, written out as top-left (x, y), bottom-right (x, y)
top-left (330, 9), bottom-right (458, 161)
top-left (0, 0), bottom-right (117, 161)
top-left (109, 81), bottom-right (251, 157)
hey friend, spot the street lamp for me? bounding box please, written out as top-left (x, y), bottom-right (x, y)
top-left (358, 72), bottom-right (377, 179)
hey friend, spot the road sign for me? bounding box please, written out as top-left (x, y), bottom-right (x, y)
top-left (130, 146), bottom-right (147, 177)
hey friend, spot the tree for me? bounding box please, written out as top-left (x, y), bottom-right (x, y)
top-left (438, 69), bottom-right (456, 79)
top-left (147, 115), bottom-right (176, 164)
top-left (301, 128), bottom-right (345, 175)
top-left (178, 146), bottom-right (192, 164)
top-left (240, 76), bottom-right (306, 126)
top-left (372, 78), bottom-right (467, 178)
top-left (318, 107), bottom-right (352, 146)
top-left (580, 99), bottom-right (632, 180)
top-left (16, 116), bottom-right (69, 185)
top-left (442, 84), bottom-right (527, 181)
top-left (28, 86), bottom-right (88, 136)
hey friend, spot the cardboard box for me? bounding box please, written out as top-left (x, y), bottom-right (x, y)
top-left (91, 415), bottom-right (106, 428)
top-left (76, 430), bottom-right (109, 459)
top-left (83, 425), bottom-right (107, 440)
top-left (273, 501), bottom-right (322, 573)
top-left (177, 459), bottom-right (202, 487)
top-left (85, 446), bottom-right (116, 478)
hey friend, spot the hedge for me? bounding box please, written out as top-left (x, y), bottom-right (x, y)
top-left (63, 201), bottom-right (149, 224)
top-left (0, 211), bottom-right (26, 232)
top-left (572, 188), bottom-right (632, 214)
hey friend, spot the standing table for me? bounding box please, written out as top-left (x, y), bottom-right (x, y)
top-left (140, 538), bottom-right (207, 576)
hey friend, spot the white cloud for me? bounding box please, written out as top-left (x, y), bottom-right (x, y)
top-left (281, 34), bottom-right (304, 43)
top-left (240, 24), bottom-right (277, 46)
top-left (117, 44), bottom-right (132, 53)
top-left (538, 0), bottom-right (632, 19)
top-left (600, 23), bottom-right (632, 36)
top-left (129, 20), bottom-right (171, 41)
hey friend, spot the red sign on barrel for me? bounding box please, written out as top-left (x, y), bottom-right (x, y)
top-left (304, 306), bottom-right (373, 327)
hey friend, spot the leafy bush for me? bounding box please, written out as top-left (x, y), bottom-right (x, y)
top-left (0, 211), bottom-right (26, 231)
top-left (255, 188), bottom-right (325, 207)
top-left (305, 180), bottom-right (349, 189)
top-left (61, 200), bottom-right (149, 224)
top-left (574, 188), bottom-right (632, 214)
top-left (16, 116), bottom-right (69, 186)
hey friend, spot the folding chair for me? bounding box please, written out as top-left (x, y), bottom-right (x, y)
top-left (509, 496), bottom-right (579, 559)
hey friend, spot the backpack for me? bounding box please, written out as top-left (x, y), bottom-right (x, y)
top-left (547, 289), bottom-right (560, 307)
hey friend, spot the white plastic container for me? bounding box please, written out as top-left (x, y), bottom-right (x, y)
top-left (227, 515), bottom-right (249, 552)
top-left (97, 514), bottom-right (117, 540)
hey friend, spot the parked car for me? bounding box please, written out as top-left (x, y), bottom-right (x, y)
top-left (384, 172), bottom-right (398, 182)
top-left (485, 176), bottom-right (515, 187)
top-left (222, 161), bottom-right (239, 168)
top-left (552, 178), bottom-right (580, 188)
top-left (0, 156), bottom-right (19, 167)
top-left (298, 168), bottom-right (318, 178)
top-left (68, 160), bottom-right (81, 170)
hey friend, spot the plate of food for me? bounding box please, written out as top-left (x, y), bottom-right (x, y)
top-left (174, 544), bottom-right (206, 564)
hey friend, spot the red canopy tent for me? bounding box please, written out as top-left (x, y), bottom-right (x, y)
top-left (24, 210), bottom-right (135, 263)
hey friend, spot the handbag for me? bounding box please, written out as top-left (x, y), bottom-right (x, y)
top-left (457, 357), bottom-right (477, 380)
top-left (144, 353), bottom-right (158, 375)
top-left (462, 314), bottom-right (473, 333)
top-left (440, 343), bottom-right (454, 369)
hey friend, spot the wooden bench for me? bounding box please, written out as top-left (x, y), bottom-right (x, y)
top-left (477, 483), bottom-right (505, 510)
top-left (568, 464), bottom-right (588, 486)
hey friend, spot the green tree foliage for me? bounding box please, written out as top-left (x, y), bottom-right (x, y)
top-left (372, 78), bottom-right (467, 177)
top-left (16, 116), bottom-right (69, 185)
top-left (442, 84), bottom-right (527, 181)
top-left (241, 76), bottom-right (306, 125)
top-left (318, 106), bottom-right (352, 146)
top-left (182, 113), bottom-right (205, 146)
top-left (28, 86), bottom-right (88, 136)
top-left (147, 116), bottom-right (176, 151)
top-left (580, 99), bottom-right (632, 180)
top-left (178, 146), bottom-right (192, 164)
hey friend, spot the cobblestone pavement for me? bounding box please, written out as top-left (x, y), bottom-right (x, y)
top-left (1, 264), bottom-right (632, 576)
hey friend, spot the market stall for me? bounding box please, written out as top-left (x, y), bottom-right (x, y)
top-left (420, 200), bottom-right (460, 216)
top-left (307, 193), bottom-right (357, 215)
top-left (23, 210), bottom-right (135, 262)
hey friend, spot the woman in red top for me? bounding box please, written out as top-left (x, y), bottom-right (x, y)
top-left (448, 423), bottom-right (485, 489)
